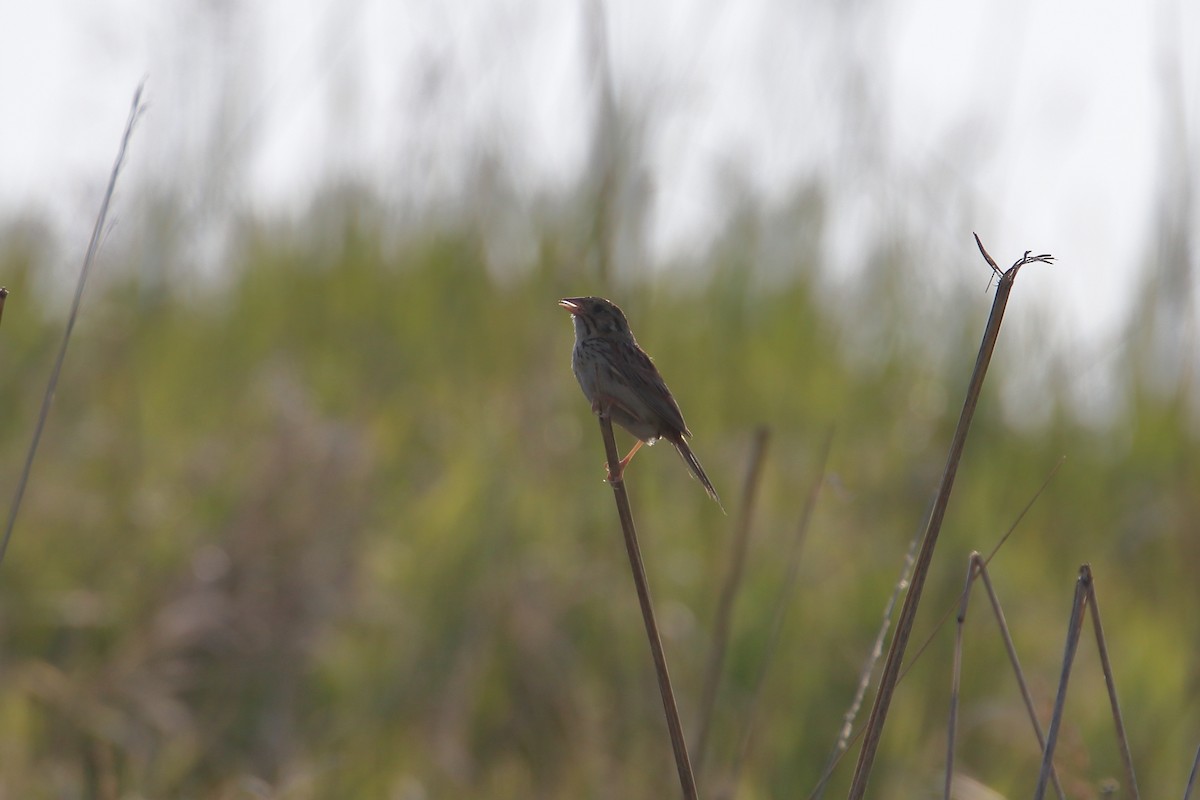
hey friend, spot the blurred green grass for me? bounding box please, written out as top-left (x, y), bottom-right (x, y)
top-left (0, 206), bottom-right (1196, 799)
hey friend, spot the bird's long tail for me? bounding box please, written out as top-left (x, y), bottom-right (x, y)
top-left (673, 437), bottom-right (723, 511)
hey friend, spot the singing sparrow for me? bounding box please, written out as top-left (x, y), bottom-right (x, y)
top-left (560, 296), bottom-right (721, 506)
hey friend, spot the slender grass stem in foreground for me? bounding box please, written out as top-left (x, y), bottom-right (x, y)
top-left (597, 414), bottom-right (698, 800)
top-left (847, 237), bottom-right (1053, 798)
top-left (0, 82), bottom-right (146, 567)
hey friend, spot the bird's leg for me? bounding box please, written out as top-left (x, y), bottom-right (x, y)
top-left (591, 393), bottom-right (643, 484)
top-left (607, 439), bottom-right (644, 484)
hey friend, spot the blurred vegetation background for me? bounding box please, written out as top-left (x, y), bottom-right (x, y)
top-left (3, 5), bottom-right (1200, 799)
top-left (1, 172), bottom-right (1197, 798)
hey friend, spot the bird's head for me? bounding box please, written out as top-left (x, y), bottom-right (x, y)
top-left (559, 296), bottom-right (631, 338)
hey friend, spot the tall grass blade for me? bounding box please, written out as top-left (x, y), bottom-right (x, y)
top-left (847, 238), bottom-right (1052, 798)
top-left (597, 415), bottom-right (698, 799)
top-left (0, 82), bottom-right (146, 566)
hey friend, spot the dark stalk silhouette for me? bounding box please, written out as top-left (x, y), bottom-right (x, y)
top-left (847, 236), bottom-right (1052, 797)
top-left (597, 414), bottom-right (698, 800)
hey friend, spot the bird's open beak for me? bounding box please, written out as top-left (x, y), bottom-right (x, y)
top-left (559, 298), bottom-right (583, 315)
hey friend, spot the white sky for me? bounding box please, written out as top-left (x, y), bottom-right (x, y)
top-left (1, 0), bottom-right (1198, 373)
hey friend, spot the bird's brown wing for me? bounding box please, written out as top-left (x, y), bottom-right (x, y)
top-left (622, 340), bottom-right (691, 438)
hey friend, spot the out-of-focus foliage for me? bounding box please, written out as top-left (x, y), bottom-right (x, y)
top-left (0, 195), bottom-right (1196, 799)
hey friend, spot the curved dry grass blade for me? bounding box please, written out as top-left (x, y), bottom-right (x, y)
top-left (694, 427), bottom-right (769, 782)
top-left (0, 82), bottom-right (146, 566)
top-left (946, 555), bottom-right (1066, 800)
top-left (847, 239), bottom-right (1051, 799)
top-left (975, 563), bottom-right (1066, 800)
top-left (597, 415), bottom-right (698, 799)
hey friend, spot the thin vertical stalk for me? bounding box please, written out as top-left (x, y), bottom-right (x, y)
top-left (847, 239), bottom-right (1052, 798)
top-left (1183, 744), bottom-right (1200, 800)
top-left (598, 415), bottom-right (698, 799)
top-left (1034, 566), bottom-right (1090, 800)
top-left (945, 555), bottom-right (1066, 800)
top-left (811, 458), bottom-right (1062, 798)
top-left (976, 561), bottom-right (1065, 800)
top-left (1084, 568), bottom-right (1140, 799)
top-left (0, 82), bottom-right (146, 566)
top-left (944, 556), bottom-right (980, 800)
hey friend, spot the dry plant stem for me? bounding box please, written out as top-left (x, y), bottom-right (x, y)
top-left (0, 82), bottom-right (145, 566)
top-left (1085, 569), bottom-right (1140, 799)
top-left (847, 237), bottom-right (1052, 799)
top-left (1035, 566), bottom-right (1090, 800)
top-left (894, 457), bottom-right (1066, 689)
top-left (1035, 566), bottom-right (1140, 800)
top-left (946, 554), bottom-right (1066, 800)
top-left (901, 458), bottom-right (1065, 680)
top-left (597, 415), bottom-right (698, 800)
top-left (1184, 744), bottom-right (1200, 800)
top-left (811, 458), bottom-right (1063, 798)
top-left (694, 426), bottom-right (770, 782)
top-left (943, 558), bottom-right (976, 800)
top-left (0, 287), bottom-right (8, 328)
top-left (729, 430), bottom-right (833, 795)
top-left (975, 558), bottom-right (1065, 800)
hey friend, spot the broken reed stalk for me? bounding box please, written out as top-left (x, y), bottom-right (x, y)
top-left (847, 237), bottom-right (1053, 798)
top-left (1034, 566), bottom-right (1138, 800)
top-left (597, 415), bottom-right (698, 800)
top-left (0, 82), bottom-right (146, 566)
top-left (694, 426), bottom-right (770, 782)
top-left (946, 554), bottom-right (1066, 800)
